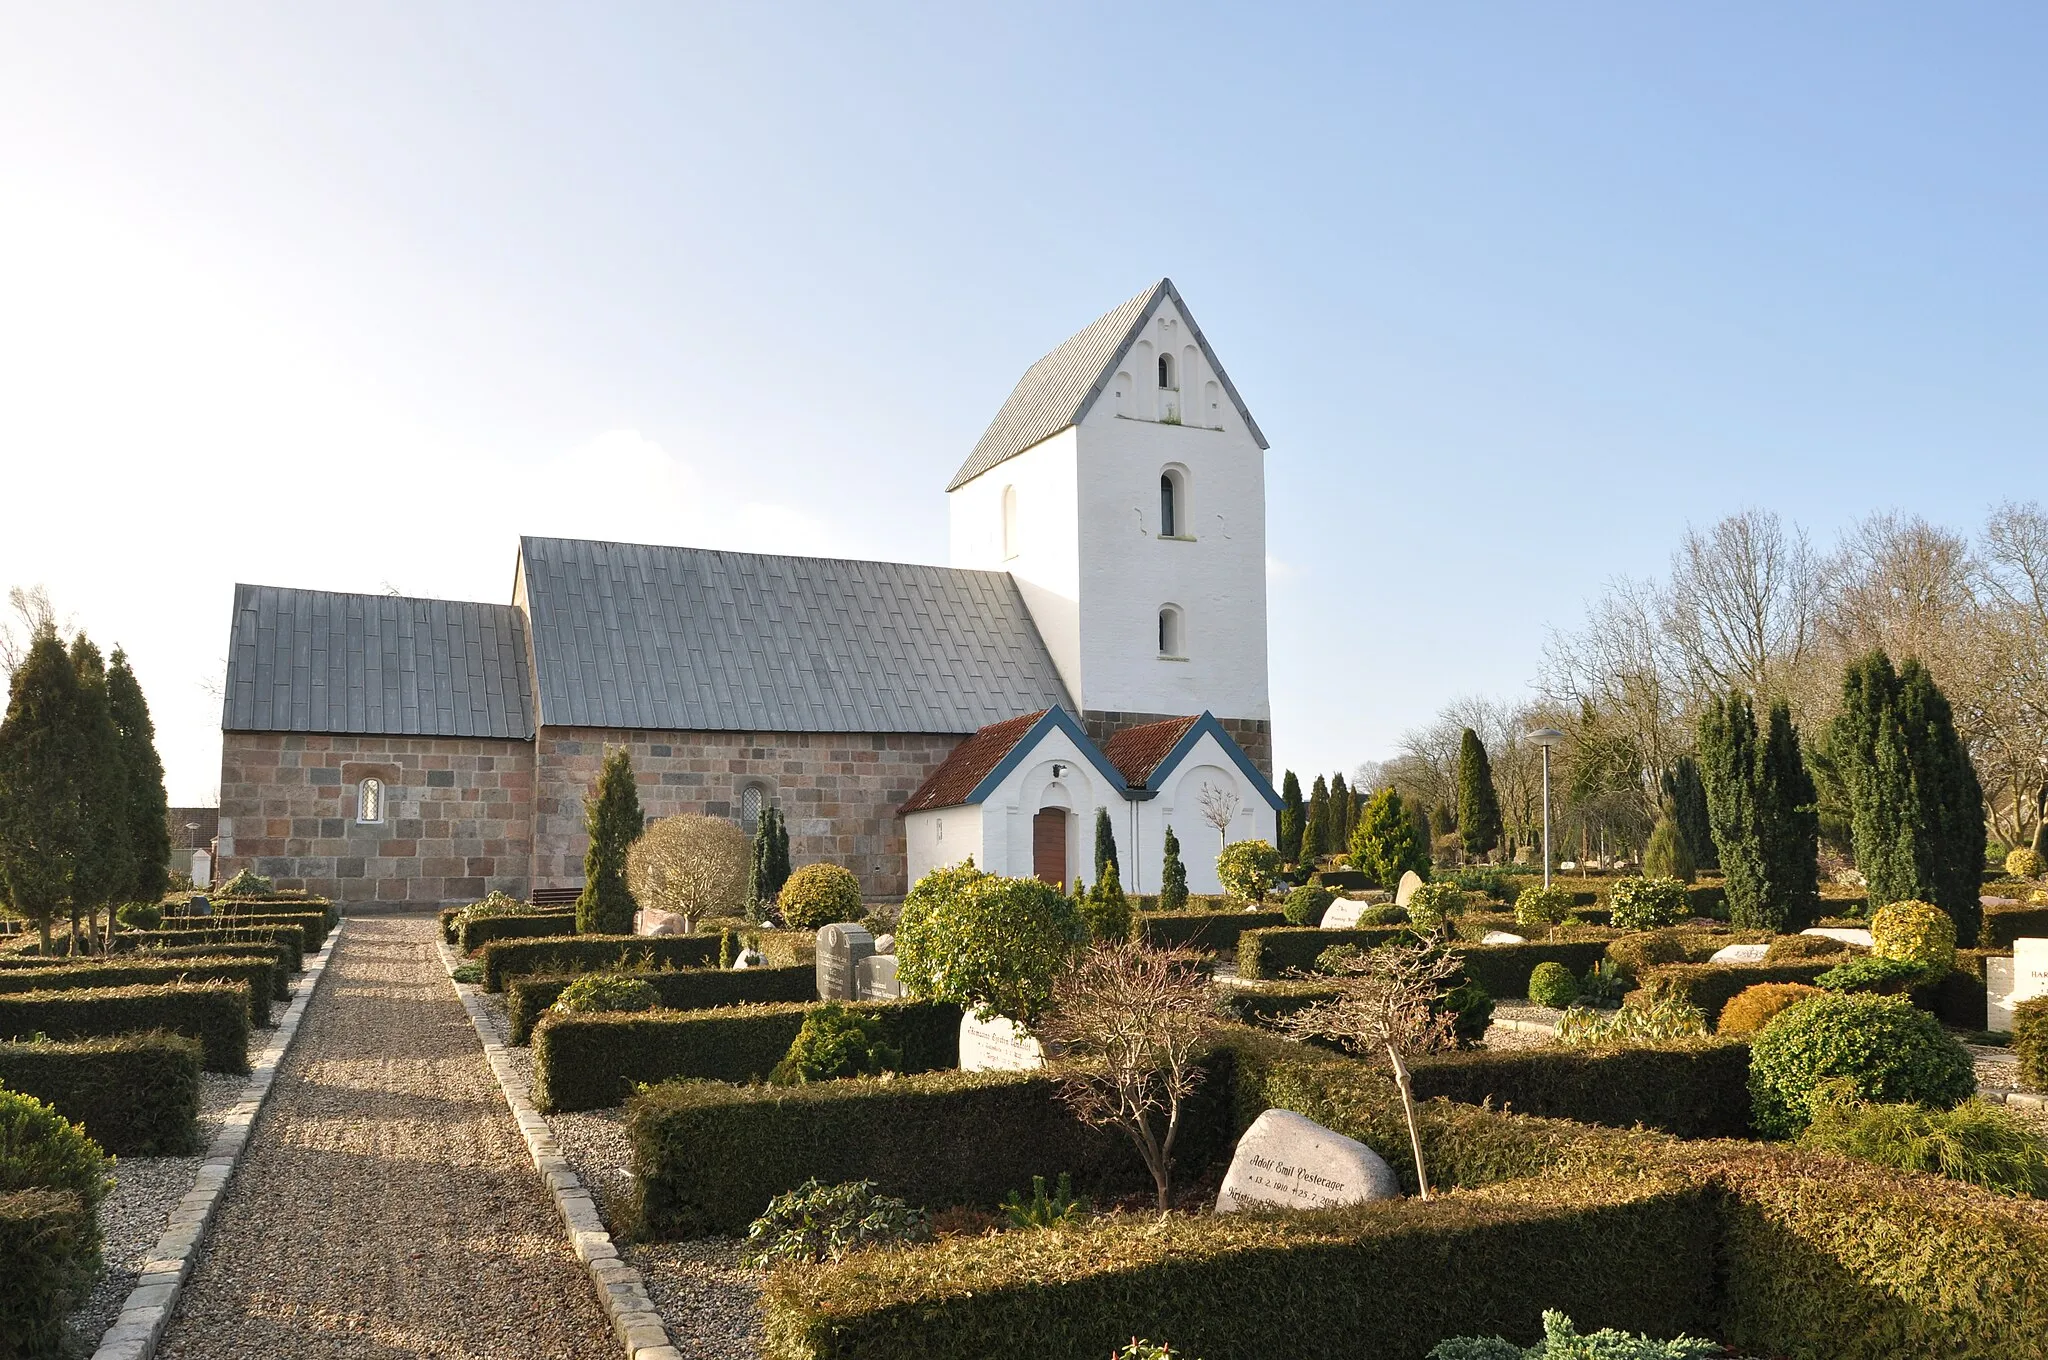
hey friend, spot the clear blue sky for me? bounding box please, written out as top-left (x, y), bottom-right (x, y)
top-left (3, 4), bottom-right (2044, 803)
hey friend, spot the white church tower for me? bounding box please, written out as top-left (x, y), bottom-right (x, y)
top-left (947, 279), bottom-right (1273, 773)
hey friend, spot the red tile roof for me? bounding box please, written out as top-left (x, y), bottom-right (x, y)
top-left (1100, 715), bottom-right (1201, 788)
top-left (899, 710), bottom-right (1049, 813)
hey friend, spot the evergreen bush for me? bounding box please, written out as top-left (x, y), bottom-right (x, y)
top-left (1350, 789), bottom-right (1426, 889)
top-left (0, 1187), bottom-right (97, 1358)
top-left (2007, 847), bottom-right (2046, 880)
top-left (1660, 756), bottom-right (1717, 871)
top-left (1747, 993), bottom-right (1975, 1137)
top-left (551, 973), bottom-right (660, 1015)
top-left (1406, 881), bottom-right (1469, 932)
top-left (1761, 933), bottom-right (1847, 963)
top-left (1796, 1088), bottom-right (2048, 1197)
top-left (1454, 730), bottom-right (1503, 861)
top-left (1159, 826), bottom-right (1190, 911)
top-left (0, 1033), bottom-right (201, 1155)
top-left (1814, 955), bottom-right (1927, 994)
top-left (741, 1178), bottom-right (930, 1266)
top-left (576, 747), bottom-right (644, 935)
top-left (779, 863), bottom-right (865, 930)
top-left (1283, 885), bottom-right (1333, 927)
top-left (1527, 961), bottom-right (1578, 1009)
top-left (1513, 885), bottom-right (1575, 931)
top-left (1082, 864), bottom-right (1133, 942)
top-left (1716, 983), bottom-right (1822, 1037)
top-left (1698, 692), bottom-right (1819, 932)
top-left (1642, 817), bottom-right (1695, 884)
top-left (773, 1004), bottom-right (903, 1084)
top-left (1606, 877), bottom-right (1690, 932)
top-left (1215, 840), bottom-right (1281, 904)
top-left (896, 866), bottom-right (1083, 1023)
top-left (1869, 898), bottom-right (1957, 978)
top-left (1278, 771), bottom-right (1305, 865)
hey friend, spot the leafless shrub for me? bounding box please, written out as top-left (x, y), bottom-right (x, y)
top-left (625, 813), bottom-right (750, 932)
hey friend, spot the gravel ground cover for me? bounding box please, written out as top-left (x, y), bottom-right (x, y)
top-left (156, 916), bottom-right (616, 1360)
top-left (463, 961), bottom-right (767, 1358)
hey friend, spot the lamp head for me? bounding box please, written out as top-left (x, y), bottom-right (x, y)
top-left (1524, 728), bottom-right (1566, 749)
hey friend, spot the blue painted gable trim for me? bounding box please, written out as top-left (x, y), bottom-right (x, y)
top-left (960, 706), bottom-right (1133, 807)
top-left (1141, 712), bottom-right (1284, 811)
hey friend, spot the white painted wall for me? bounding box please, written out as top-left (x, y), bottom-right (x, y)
top-left (1131, 732), bottom-right (1277, 896)
top-left (904, 803), bottom-right (984, 888)
top-left (967, 724), bottom-right (1123, 887)
top-left (949, 427), bottom-right (1083, 705)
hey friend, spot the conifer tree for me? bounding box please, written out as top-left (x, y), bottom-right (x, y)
top-left (1831, 651), bottom-right (1987, 943)
top-left (1699, 691), bottom-right (1819, 932)
top-left (1159, 824), bottom-right (1189, 909)
top-left (576, 747), bottom-right (644, 934)
top-left (1410, 799), bottom-right (1435, 864)
top-left (1350, 788), bottom-right (1426, 889)
top-left (1278, 770), bottom-right (1304, 864)
top-left (1305, 775), bottom-right (1329, 865)
top-left (1643, 815), bottom-right (1696, 883)
top-left (1659, 756), bottom-right (1717, 871)
top-left (0, 631), bottom-right (87, 952)
top-left (107, 649), bottom-right (170, 904)
top-left (746, 805), bottom-right (777, 921)
top-left (68, 638), bottom-right (132, 950)
top-left (1329, 774), bottom-right (1350, 856)
top-left (770, 806), bottom-right (790, 895)
top-left (1093, 806), bottom-right (1119, 883)
top-left (1454, 729), bottom-right (1503, 859)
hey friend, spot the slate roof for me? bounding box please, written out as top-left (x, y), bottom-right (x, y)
top-left (946, 278), bottom-right (1269, 492)
top-left (898, 710), bottom-right (1047, 813)
top-left (518, 537), bottom-right (1072, 734)
top-left (222, 584), bottom-right (535, 739)
top-left (1100, 715), bottom-right (1202, 787)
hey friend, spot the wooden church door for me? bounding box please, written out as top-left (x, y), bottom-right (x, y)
top-left (1032, 809), bottom-right (1068, 887)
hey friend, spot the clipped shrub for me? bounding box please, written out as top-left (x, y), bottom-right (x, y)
top-left (115, 902), bottom-right (162, 931)
top-left (451, 962), bottom-right (483, 985)
top-left (1555, 998), bottom-right (1707, 1049)
top-left (1870, 899), bottom-right (1957, 979)
top-left (1747, 993), bottom-right (1975, 1137)
top-left (1410, 1038), bottom-right (1750, 1138)
top-left (1437, 981), bottom-right (1494, 1048)
top-left (773, 1003), bottom-right (903, 1084)
top-left (459, 910), bottom-right (578, 954)
top-left (0, 1033), bottom-right (202, 1155)
top-left (1513, 886), bottom-right (1575, 932)
top-left (1527, 961), bottom-right (1579, 1009)
top-left (1642, 815), bottom-right (1698, 885)
top-left (0, 1085), bottom-right (110, 1216)
top-left (1604, 931), bottom-right (1693, 978)
top-left (1636, 961), bottom-right (1836, 1030)
top-left (0, 982), bottom-right (249, 1072)
top-left (1407, 881), bottom-right (1470, 932)
top-left (115, 926), bottom-right (304, 973)
top-left (1216, 840), bottom-right (1282, 904)
top-left (1284, 885), bottom-right (1334, 927)
top-left (1429, 1309), bottom-right (1717, 1360)
top-left (477, 933), bottom-right (719, 992)
top-left (1359, 903), bottom-right (1408, 926)
top-left (452, 890), bottom-right (527, 933)
top-left (551, 973), bottom-right (660, 1016)
top-left (779, 863), bottom-right (865, 930)
top-left (1082, 865), bottom-right (1134, 943)
top-left (1132, 910), bottom-right (1286, 955)
top-left (2005, 847), bottom-right (2045, 879)
top-left (742, 1178), bottom-right (931, 1266)
top-left (1606, 877), bottom-right (1691, 932)
top-left (215, 867), bottom-right (274, 897)
top-left (1814, 955), bottom-right (1926, 995)
top-left (897, 868), bottom-right (1083, 1023)
top-left (0, 957), bottom-right (272, 1026)
top-left (1762, 933), bottom-right (1849, 964)
top-left (0, 1188), bottom-right (98, 1360)
top-left (2015, 997), bottom-right (2048, 1090)
top-left (1717, 984), bottom-right (1822, 1037)
top-left (505, 964), bottom-right (817, 1044)
top-left (1797, 1087), bottom-right (2048, 1197)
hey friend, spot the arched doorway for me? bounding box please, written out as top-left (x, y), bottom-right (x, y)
top-left (1032, 808), bottom-right (1068, 887)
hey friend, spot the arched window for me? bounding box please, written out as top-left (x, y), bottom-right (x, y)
top-left (1158, 604), bottom-right (1185, 658)
top-left (356, 778), bottom-right (384, 825)
top-left (1159, 474), bottom-right (1176, 537)
top-left (740, 783), bottom-right (766, 829)
top-left (1157, 352), bottom-right (1177, 389)
top-left (1001, 485), bottom-right (1018, 559)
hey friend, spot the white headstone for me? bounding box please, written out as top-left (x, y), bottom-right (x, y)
top-left (634, 909), bottom-right (685, 937)
top-left (855, 953), bottom-right (903, 1001)
top-left (1710, 943), bottom-right (1771, 966)
top-left (1319, 900), bottom-right (1367, 930)
top-left (815, 923), bottom-right (875, 1001)
top-left (1800, 927), bottom-right (1874, 948)
top-left (1982, 895), bottom-right (2021, 908)
top-left (1480, 930), bottom-right (1527, 945)
top-left (873, 932), bottom-right (896, 955)
top-left (1215, 1108), bottom-right (1399, 1213)
top-left (731, 948), bottom-right (765, 970)
top-left (189, 849), bottom-right (211, 887)
top-left (958, 1012), bottom-right (1044, 1071)
top-left (1394, 871), bottom-right (1425, 908)
top-left (1987, 955), bottom-right (2019, 1031)
top-left (2003, 938), bottom-right (2048, 1031)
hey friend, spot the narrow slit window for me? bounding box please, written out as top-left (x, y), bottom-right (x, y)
top-left (1158, 605), bottom-right (1184, 657)
top-left (1160, 474), bottom-right (1177, 537)
top-left (1157, 352), bottom-right (1176, 389)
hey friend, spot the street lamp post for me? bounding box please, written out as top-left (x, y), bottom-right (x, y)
top-left (1524, 729), bottom-right (1566, 890)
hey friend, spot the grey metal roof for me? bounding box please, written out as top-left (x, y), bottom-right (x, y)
top-left (519, 536), bottom-right (1072, 734)
top-left (946, 277), bottom-right (1269, 492)
top-left (222, 584), bottom-right (535, 739)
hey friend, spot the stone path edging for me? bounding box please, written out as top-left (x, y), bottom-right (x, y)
top-left (89, 921), bottom-right (344, 1360)
top-left (438, 940), bottom-right (684, 1360)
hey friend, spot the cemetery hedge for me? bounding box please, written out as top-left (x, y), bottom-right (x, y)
top-left (506, 964), bottom-right (818, 1044)
top-left (0, 956), bottom-right (273, 1025)
top-left (115, 926), bottom-right (305, 972)
top-left (756, 930), bottom-right (819, 968)
top-left (1236, 926), bottom-right (1411, 979)
top-left (0, 1188), bottom-right (97, 1360)
top-left (0, 1033), bottom-right (202, 1154)
top-left (0, 982), bottom-right (249, 1072)
top-left (0, 941), bottom-right (293, 998)
top-left (175, 910), bottom-right (330, 951)
top-left (535, 999), bottom-right (963, 1112)
top-left (1235, 930), bottom-right (1612, 998)
top-left (1404, 1040), bottom-right (1752, 1138)
top-left (458, 911), bottom-right (581, 954)
top-left (477, 933), bottom-right (721, 991)
top-left (1637, 962), bottom-right (1837, 1029)
top-left (1452, 942), bottom-right (1613, 1002)
top-left (1132, 910), bottom-right (1287, 953)
top-left (1980, 905), bottom-right (2048, 949)
top-left (1932, 948), bottom-right (2004, 1029)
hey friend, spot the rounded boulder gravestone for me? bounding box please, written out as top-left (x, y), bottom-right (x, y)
top-left (1394, 870), bottom-right (1425, 908)
top-left (1215, 1108), bottom-right (1399, 1213)
top-left (1319, 900), bottom-right (1366, 930)
top-left (1709, 943), bottom-right (1771, 965)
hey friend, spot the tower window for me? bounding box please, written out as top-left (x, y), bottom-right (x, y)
top-left (1157, 352), bottom-right (1177, 389)
top-left (1001, 485), bottom-right (1018, 559)
top-left (356, 778), bottom-right (384, 824)
top-left (1158, 467), bottom-right (1188, 538)
top-left (1159, 475), bottom-right (1176, 537)
top-left (1158, 604), bottom-right (1185, 658)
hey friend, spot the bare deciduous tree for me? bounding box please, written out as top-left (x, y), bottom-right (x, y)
top-left (1279, 930), bottom-right (1462, 1199)
top-left (625, 813), bottom-right (750, 931)
top-left (1039, 941), bottom-right (1215, 1211)
top-left (1197, 782), bottom-right (1240, 846)
top-left (1662, 508), bottom-right (1817, 699)
top-left (0, 586), bottom-right (61, 678)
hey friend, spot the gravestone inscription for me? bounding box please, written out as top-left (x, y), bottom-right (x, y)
top-left (856, 953), bottom-right (902, 1001)
top-left (958, 1012), bottom-right (1044, 1071)
top-left (1319, 900), bottom-right (1366, 930)
top-left (816, 923), bottom-right (875, 1001)
top-left (1997, 938), bottom-right (2048, 1031)
top-left (1215, 1108), bottom-right (1399, 1213)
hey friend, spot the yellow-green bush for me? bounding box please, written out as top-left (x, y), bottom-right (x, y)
top-left (1870, 899), bottom-right (1957, 978)
top-left (2005, 847), bottom-right (2045, 879)
top-left (1717, 983), bottom-right (1822, 1037)
top-left (778, 863), bottom-right (864, 930)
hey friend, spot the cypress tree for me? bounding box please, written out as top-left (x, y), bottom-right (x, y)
top-left (1455, 729), bottom-right (1503, 859)
top-left (0, 631), bottom-right (87, 952)
top-left (1699, 691), bottom-right (1819, 932)
top-left (747, 806), bottom-right (773, 921)
top-left (1410, 799), bottom-right (1436, 862)
top-left (1159, 824), bottom-right (1189, 909)
top-left (68, 638), bottom-right (132, 951)
top-left (1278, 770), bottom-right (1304, 863)
top-left (575, 747), bottom-right (644, 934)
top-left (1329, 774), bottom-right (1351, 853)
top-left (1831, 652), bottom-right (1986, 942)
top-left (1304, 775), bottom-right (1329, 865)
top-left (1643, 815), bottom-right (1696, 883)
top-left (107, 649), bottom-right (170, 904)
top-left (1093, 806), bottom-right (1119, 883)
top-left (1659, 756), bottom-right (1717, 871)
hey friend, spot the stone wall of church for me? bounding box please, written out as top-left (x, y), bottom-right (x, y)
top-left (1080, 710), bottom-right (1273, 781)
top-left (531, 727), bottom-right (964, 900)
top-left (216, 731), bottom-right (535, 908)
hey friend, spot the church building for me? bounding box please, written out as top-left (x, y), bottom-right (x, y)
top-left (214, 279), bottom-right (1278, 905)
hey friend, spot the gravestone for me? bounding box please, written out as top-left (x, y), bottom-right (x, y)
top-left (1709, 943), bottom-right (1771, 966)
top-left (1319, 900), bottom-right (1367, 930)
top-left (1394, 871), bottom-right (1425, 908)
top-left (1994, 938), bottom-right (2048, 1031)
top-left (1215, 1108), bottom-right (1399, 1213)
top-left (1800, 927), bottom-right (1874, 949)
top-left (816, 923), bottom-right (875, 1001)
top-left (958, 1012), bottom-right (1044, 1071)
top-left (855, 953), bottom-right (902, 1001)
top-left (189, 849), bottom-right (211, 887)
top-left (873, 933), bottom-right (896, 955)
top-left (1480, 930), bottom-right (1527, 945)
top-left (732, 945), bottom-right (765, 970)
top-left (634, 909), bottom-right (684, 937)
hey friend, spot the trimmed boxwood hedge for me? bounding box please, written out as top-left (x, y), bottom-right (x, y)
top-left (117, 926), bottom-right (306, 972)
top-left (535, 999), bottom-right (963, 1112)
top-left (1406, 1040), bottom-right (1752, 1138)
top-left (0, 957), bottom-right (272, 1025)
top-left (0, 1033), bottom-right (202, 1155)
top-left (1132, 910), bottom-right (1288, 953)
top-left (0, 982), bottom-right (249, 1072)
top-left (179, 909), bottom-right (329, 951)
top-left (1, 1188), bottom-right (97, 1360)
top-left (1453, 942), bottom-right (1613, 1002)
top-left (1932, 948), bottom-right (2003, 1029)
top-left (1981, 906), bottom-right (2048, 949)
top-left (506, 964), bottom-right (817, 1044)
top-left (458, 910), bottom-right (577, 955)
top-left (1236, 930), bottom-right (1613, 999)
top-left (1236, 926), bottom-right (1411, 979)
top-left (1638, 962), bottom-right (1836, 1029)
top-left (478, 933), bottom-right (721, 992)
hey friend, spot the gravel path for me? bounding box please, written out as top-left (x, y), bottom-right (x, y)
top-left (156, 916), bottom-right (616, 1360)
